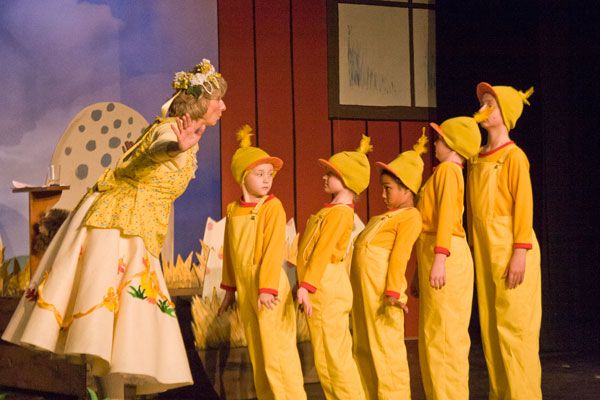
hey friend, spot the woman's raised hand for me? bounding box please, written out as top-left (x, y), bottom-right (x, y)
top-left (171, 113), bottom-right (206, 152)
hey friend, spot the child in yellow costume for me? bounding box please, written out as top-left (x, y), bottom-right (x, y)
top-left (415, 113), bottom-right (487, 399)
top-left (2, 59), bottom-right (227, 398)
top-left (218, 125), bottom-right (306, 400)
top-left (296, 135), bottom-right (372, 400)
top-left (468, 83), bottom-right (541, 400)
top-left (351, 134), bottom-right (426, 400)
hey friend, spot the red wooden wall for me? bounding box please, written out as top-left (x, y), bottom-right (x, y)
top-left (218, 0), bottom-right (433, 337)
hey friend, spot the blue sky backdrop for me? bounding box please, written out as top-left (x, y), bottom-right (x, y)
top-left (0, 0), bottom-right (220, 259)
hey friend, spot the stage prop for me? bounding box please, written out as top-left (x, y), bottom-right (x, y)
top-left (11, 186), bottom-right (70, 277)
top-left (50, 102), bottom-right (148, 210)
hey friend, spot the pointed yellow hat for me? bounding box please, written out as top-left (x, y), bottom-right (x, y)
top-left (318, 135), bottom-right (373, 195)
top-left (429, 108), bottom-right (491, 159)
top-left (476, 82), bottom-right (534, 132)
top-left (230, 125), bottom-right (283, 185)
top-left (376, 131), bottom-right (428, 194)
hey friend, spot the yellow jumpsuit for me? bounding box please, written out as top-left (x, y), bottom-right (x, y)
top-left (221, 195), bottom-right (306, 400)
top-left (351, 207), bottom-right (422, 400)
top-left (416, 162), bottom-right (474, 400)
top-left (297, 204), bottom-right (366, 400)
top-left (467, 143), bottom-right (542, 400)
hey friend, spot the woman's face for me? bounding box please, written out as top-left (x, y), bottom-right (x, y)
top-left (479, 93), bottom-right (503, 129)
top-left (203, 98), bottom-right (227, 126)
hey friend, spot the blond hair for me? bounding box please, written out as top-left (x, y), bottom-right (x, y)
top-left (168, 75), bottom-right (228, 119)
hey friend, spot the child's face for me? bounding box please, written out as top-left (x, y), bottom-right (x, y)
top-left (202, 98), bottom-right (227, 126)
top-left (380, 174), bottom-right (411, 209)
top-left (434, 133), bottom-right (453, 162)
top-left (244, 163), bottom-right (274, 198)
top-left (323, 171), bottom-right (345, 195)
top-left (479, 93), bottom-right (503, 129)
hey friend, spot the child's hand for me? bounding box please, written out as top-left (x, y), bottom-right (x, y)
top-left (297, 287), bottom-right (313, 317)
top-left (410, 270), bottom-right (419, 298)
top-left (429, 253), bottom-right (447, 289)
top-left (385, 295), bottom-right (408, 313)
top-left (258, 293), bottom-right (280, 311)
top-left (504, 248), bottom-right (527, 289)
top-left (218, 290), bottom-right (236, 316)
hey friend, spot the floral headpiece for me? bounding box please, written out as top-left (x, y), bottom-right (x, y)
top-left (171, 59), bottom-right (222, 98)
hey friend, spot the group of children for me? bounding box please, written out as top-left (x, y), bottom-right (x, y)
top-left (1, 56), bottom-right (540, 400)
top-left (219, 82), bottom-right (541, 400)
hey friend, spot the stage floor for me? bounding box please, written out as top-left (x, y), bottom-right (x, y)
top-left (2, 340), bottom-right (599, 399)
top-left (303, 340), bottom-right (600, 400)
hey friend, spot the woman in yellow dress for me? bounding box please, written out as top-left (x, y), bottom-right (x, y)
top-left (2, 59), bottom-right (227, 399)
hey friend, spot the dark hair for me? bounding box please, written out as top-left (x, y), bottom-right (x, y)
top-left (380, 170), bottom-right (407, 189)
top-left (380, 170), bottom-right (415, 198)
top-left (168, 75), bottom-right (228, 119)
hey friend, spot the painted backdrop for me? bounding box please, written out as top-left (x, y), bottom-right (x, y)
top-left (0, 0), bottom-right (220, 260)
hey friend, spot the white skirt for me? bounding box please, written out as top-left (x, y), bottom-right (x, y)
top-left (1, 193), bottom-right (193, 395)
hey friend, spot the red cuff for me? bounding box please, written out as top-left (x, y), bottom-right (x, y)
top-left (220, 283), bottom-right (236, 292)
top-left (513, 243), bottom-right (533, 250)
top-left (384, 290), bottom-right (401, 299)
top-left (259, 288), bottom-right (278, 296)
top-left (300, 281), bottom-right (317, 293)
top-left (434, 246), bottom-right (451, 256)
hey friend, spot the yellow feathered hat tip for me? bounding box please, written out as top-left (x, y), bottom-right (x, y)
top-left (236, 124), bottom-right (254, 148)
top-left (519, 86), bottom-right (534, 106)
top-left (473, 105), bottom-right (494, 123)
top-left (356, 134), bottom-right (373, 154)
top-left (412, 130), bottom-right (428, 156)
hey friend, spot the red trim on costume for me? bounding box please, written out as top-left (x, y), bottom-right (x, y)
top-left (259, 288), bottom-right (278, 296)
top-left (513, 243), bottom-right (533, 250)
top-left (220, 283), bottom-right (237, 292)
top-left (384, 290), bottom-right (401, 299)
top-left (479, 141), bottom-right (515, 157)
top-left (323, 202), bottom-right (354, 209)
top-left (239, 193), bottom-right (275, 207)
top-left (452, 161), bottom-right (465, 169)
top-left (434, 246), bottom-right (451, 256)
top-left (300, 281), bottom-right (317, 293)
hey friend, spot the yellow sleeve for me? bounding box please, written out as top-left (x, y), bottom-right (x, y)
top-left (506, 149), bottom-right (534, 249)
top-left (220, 203), bottom-right (237, 291)
top-left (385, 209), bottom-right (422, 300)
top-left (301, 207), bottom-right (353, 291)
top-left (434, 163), bottom-right (462, 255)
top-left (257, 199), bottom-right (286, 295)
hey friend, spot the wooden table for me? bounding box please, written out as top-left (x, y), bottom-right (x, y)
top-left (12, 186), bottom-right (69, 278)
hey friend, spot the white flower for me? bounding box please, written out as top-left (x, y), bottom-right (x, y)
top-left (190, 73), bottom-right (207, 86)
top-left (174, 71), bottom-right (188, 82)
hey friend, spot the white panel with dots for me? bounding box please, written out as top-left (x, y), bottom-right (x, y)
top-left (51, 102), bottom-right (148, 210)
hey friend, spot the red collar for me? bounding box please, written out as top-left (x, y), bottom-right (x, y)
top-left (479, 141), bottom-right (515, 157)
top-left (239, 194), bottom-right (275, 207)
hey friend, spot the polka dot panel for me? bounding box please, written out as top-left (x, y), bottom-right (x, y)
top-left (51, 102), bottom-right (149, 209)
